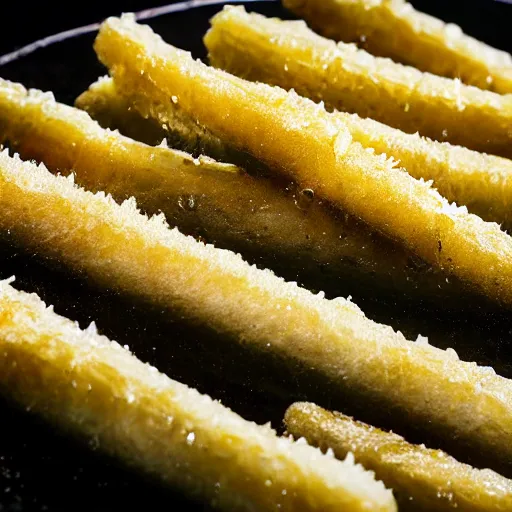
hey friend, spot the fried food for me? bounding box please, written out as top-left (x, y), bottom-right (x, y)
top-left (78, 77), bottom-right (512, 230)
top-left (283, 0), bottom-right (512, 94)
top-left (202, 8), bottom-right (512, 229)
top-left (2, 150), bottom-right (512, 471)
top-left (75, 74), bottom-right (258, 171)
top-left (205, 6), bottom-right (512, 158)
top-left (0, 78), bottom-right (460, 305)
top-left (341, 113), bottom-right (512, 230)
top-left (95, 14), bottom-right (512, 307)
top-left (0, 280), bottom-right (397, 512)
top-left (285, 402), bottom-right (512, 512)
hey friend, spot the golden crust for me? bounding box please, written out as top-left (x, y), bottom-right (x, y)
top-left (285, 402), bottom-right (512, 512)
top-left (204, 11), bottom-right (512, 229)
top-left (206, 6), bottom-right (512, 158)
top-left (0, 78), bottom-right (461, 305)
top-left (1, 148), bottom-right (512, 471)
top-left (284, 0), bottom-right (512, 94)
top-left (95, 13), bottom-right (512, 307)
top-left (0, 279), bottom-right (395, 511)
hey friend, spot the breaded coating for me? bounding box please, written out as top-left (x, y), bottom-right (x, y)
top-left (0, 279), bottom-right (396, 512)
top-left (285, 402), bottom-right (512, 512)
top-left (76, 74), bottom-right (230, 161)
top-left (77, 75), bottom-right (512, 231)
top-left (0, 78), bottom-right (459, 305)
top-left (95, 14), bottom-right (512, 306)
top-left (343, 113), bottom-right (512, 230)
top-left (205, 7), bottom-right (512, 158)
top-left (1, 150), bottom-right (512, 470)
top-left (284, 0), bottom-right (512, 94)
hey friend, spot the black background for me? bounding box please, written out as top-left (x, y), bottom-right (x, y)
top-left (1, 0), bottom-right (511, 56)
top-left (0, 1), bottom-right (511, 511)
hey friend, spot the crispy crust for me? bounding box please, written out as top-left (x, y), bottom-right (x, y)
top-left (285, 402), bottom-right (512, 512)
top-left (283, 0), bottom-right (512, 94)
top-left (0, 78), bottom-right (460, 305)
top-left (205, 7), bottom-right (512, 158)
top-left (0, 279), bottom-right (395, 511)
top-left (1, 148), bottom-right (512, 470)
top-left (204, 11), bottom-right (512, 229)
top-left (95, 13), bottom-right (512, 307)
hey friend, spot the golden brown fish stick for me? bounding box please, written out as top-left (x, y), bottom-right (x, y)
top-left (0, 280), bottom-right (396, 512)
top-left (284, 0), bottom-right (512, 94)
top-left (205, 7), bottom-right (512, 158)
top-left (285, 402), bottom-right (512, 512)
top-left (344, 113), bottom-right (512, 230)
top-left (78, 75), bottom-right (512, 232)
top-left (95, 14), bottom-right (512, 306)
top-left (2, 149), bottom-right (512, 472)
top-left (0, 79), bottom-right (459, 305)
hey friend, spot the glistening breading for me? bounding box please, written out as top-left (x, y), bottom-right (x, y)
top-left (0, 279), bottom-right (395, 511)
top-left (205, 7), bottom-right (512, 158)
top-left (0, 78), bottom-right (459, 305)
top-left (77, 77), bottom-right (512, 230)
top-left (285, 402), bottom-right (512, 512)
top-left (95, 14), bottom-right (512, 307)
top-left (204, 8), bottom-right (512, 229)
top-left (283, 0), bottom-right (512, 94)
top-left (0, 149), bottom-right (512, 471)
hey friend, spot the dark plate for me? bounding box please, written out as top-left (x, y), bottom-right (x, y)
top-left (0, 1), bottom-right (511, 510)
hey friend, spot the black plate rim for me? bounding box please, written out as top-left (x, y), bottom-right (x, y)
top-left (0, 0), bottom-right (276, 68)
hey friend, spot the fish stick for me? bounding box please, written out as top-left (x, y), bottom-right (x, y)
top-left (205, 6), bottom-right (512, 158)
top-left (283, 0), bottom-right (512, 94)
top-left (75, 74), bottom-right (260, 171)
top-left (205, 10), bottom-right (512, 229)
top-left (95, 14), bottom-right (512, 307)
top-left (78, 76), bottom-right (512, 233)
top-left (2, 150), bottom-right (512, 472)
top-left (285, 402), bottom-right (512, 512)
top-left (342, 113), bottom-right (512, 230)
top-left (0, 280), bottom-right (396, 512)
top-left (0, 78), bottom-right (460, 305)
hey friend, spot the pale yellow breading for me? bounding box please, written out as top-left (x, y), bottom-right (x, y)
top-left (0, 279), bottom-right (396, 511)
top-left (1, 149), bottom-right (512, 471)
top-left (76, 76), bottom-right (512, 232)
top-left (203, 9), bottom-right (512, 229)
top-left (344, 113), bottom-right (512, 230)
top-left (284, 0), bottom-right (512, 94)
top-left (205, 6), bottom-right (512, 158)
top-left (0, 78), bottom-right (460, 305)
top-left (285, 402), bottom-right (512, 512)
top-left (95, 14), bottom-right (512, 307)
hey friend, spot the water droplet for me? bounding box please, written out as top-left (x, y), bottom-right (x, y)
top-left (295, 188), bottom-right (315, 210)
top-left (178, 195), bottom-right (197, 211)
top-left (89, 436), bottom-right (100, 450)
top-left (186, 432), bottom-right (196, 445)
top-left (171, 95), bottom-right (178, 104)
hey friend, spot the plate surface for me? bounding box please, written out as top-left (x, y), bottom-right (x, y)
top-left (0, 1), bottom-right (511, 510)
